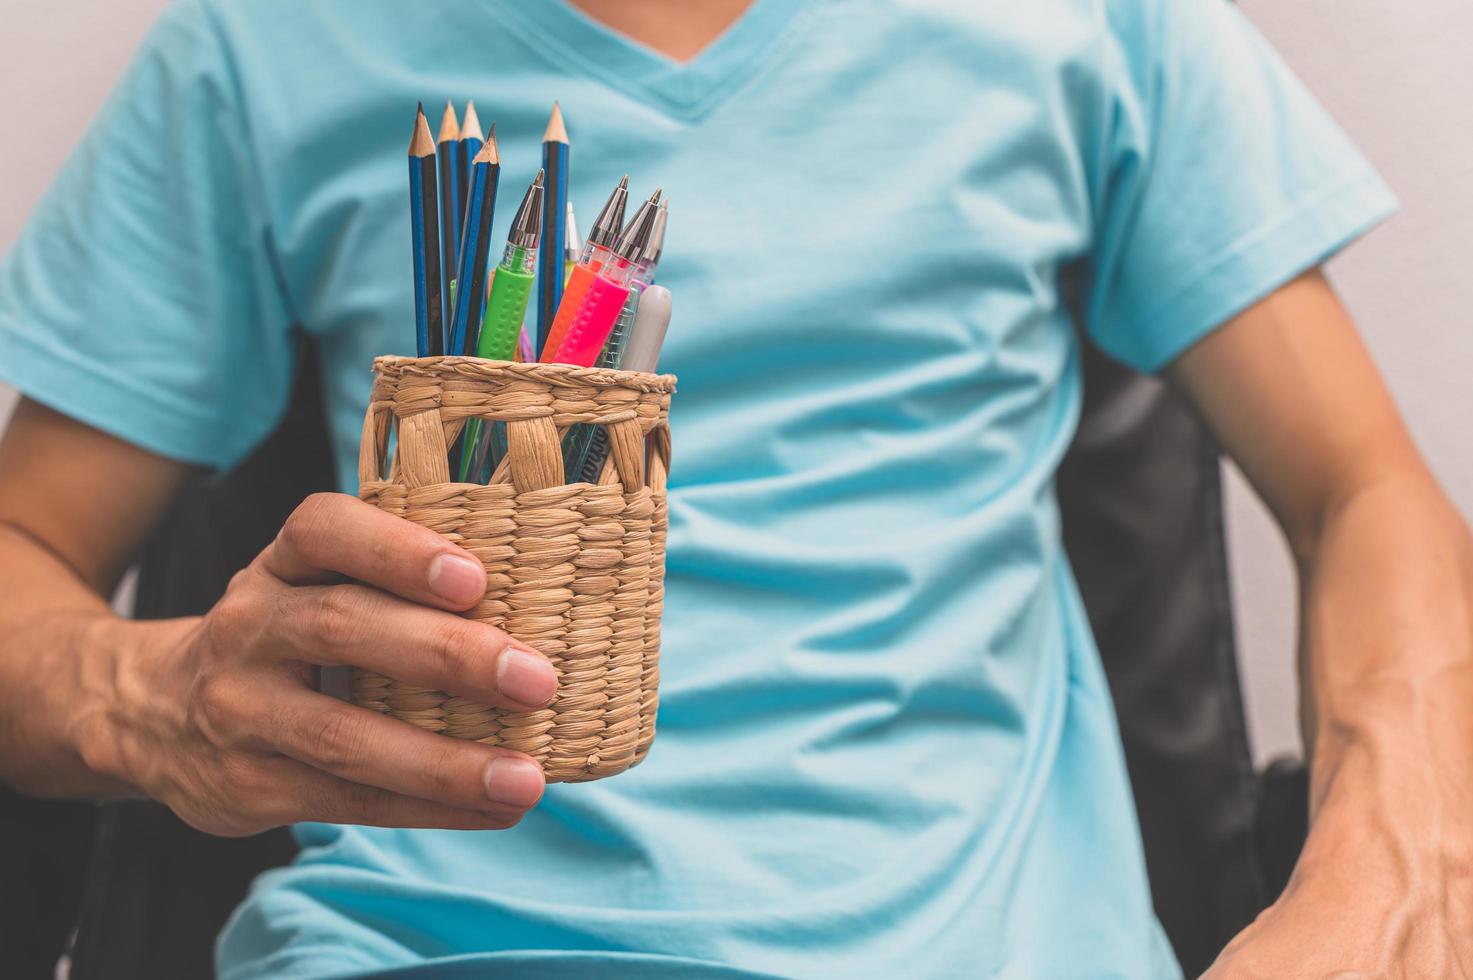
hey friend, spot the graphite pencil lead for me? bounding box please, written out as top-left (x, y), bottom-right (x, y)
top-left (543, 101), bottom-right (569, 144)
top-left (437, 100), bottom-right (459, 144)
top-left (460, 101), bottom-right (482, 141)
top-left (483, 123), bottom-right (499, 164)
top-left (410, 106), bottom-right (436, 156)
top-left (472, 138), bottom-right (499, 166)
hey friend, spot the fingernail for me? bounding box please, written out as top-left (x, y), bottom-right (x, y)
top-left (428, 553), bottom-right (484, 604)
top-left (485, 757), bottom-right (544, 807)
top-left (496, 647), bottom-right (558, 708)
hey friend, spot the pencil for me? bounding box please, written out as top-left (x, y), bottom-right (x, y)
top-left (446, 130), bottom-right (501, 358)
top-left (536, 102), bottom-right (570, 356)
top-left (435, 100), bottom-right (460, 350)
top-left (407, 103), bottom-right (443, 357)
top-left (457, 101), bottom-right (483, 249)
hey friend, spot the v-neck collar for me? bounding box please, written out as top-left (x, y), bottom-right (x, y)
top-left (493, 0), bottom-right (814, 122)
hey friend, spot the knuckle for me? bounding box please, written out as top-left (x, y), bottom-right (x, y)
top-left (311, 588), bottom-right (370, 653)
top-left (280, 493), bottom-right (341, 556)
top-left (311, 708), bottom-right (369, 773)
top-left (428, 621), bottom-right (476, 683)
top-left (195, 675), bottom-right (248, 740)
top-left (337, 781), bottom-right (388, 825)
top-left (423, 743), bottom-right (470, 800)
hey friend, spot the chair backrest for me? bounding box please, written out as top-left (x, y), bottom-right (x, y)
top-left (7, 336), bottom-right (1274, 979)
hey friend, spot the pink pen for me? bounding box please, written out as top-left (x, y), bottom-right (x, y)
top-left (547, 189), bottom-right (661, 367)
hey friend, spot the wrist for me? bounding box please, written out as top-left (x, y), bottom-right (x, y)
top-left (66, 615), bottom-right (200, 798)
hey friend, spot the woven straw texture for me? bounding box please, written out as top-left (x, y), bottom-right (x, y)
top-left (354, 356), bottom-right (675, 783)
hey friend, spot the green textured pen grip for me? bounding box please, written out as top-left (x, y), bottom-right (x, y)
top-left (476, 266), bottom-right (536, 360)
top-left (460, 265), bottom-right (536, 481)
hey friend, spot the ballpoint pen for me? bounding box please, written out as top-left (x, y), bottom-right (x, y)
top-left (538, 175), bottom-right (627, 360)
top-left (461, 171), bottom-right (544, 481)
top-left (563, 197), bottom-right (667, 478)
top-left (564, 201), bottom-right (580, 284)
top-left (576, 284), bottom-right (673, 483)
top-left (543, 188), bottom-right (660, 368)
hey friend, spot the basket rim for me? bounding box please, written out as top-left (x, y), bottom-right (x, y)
top-left (375, 355), bottom-right (677, 395)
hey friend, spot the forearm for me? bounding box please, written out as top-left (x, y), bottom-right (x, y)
top-left (1293, 468), bottom-right (1473, 891)
top-left (0, 522), bottom-right (186, 798)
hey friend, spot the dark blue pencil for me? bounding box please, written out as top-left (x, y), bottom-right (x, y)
top-left (435, 100), bottom-right (460, 353)
top-left (407, 104), bottom-right (443, 357)
top-left (536, 102), bottom-right (569, 355)
top-left (457, 102), bottom-right (483, 249)
top-left (446, 133), bottom-right (501, 358)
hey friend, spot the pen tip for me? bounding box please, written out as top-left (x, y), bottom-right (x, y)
top-left (649, 188), bottom-right (662, 204)
top-left (534, 168), bottom-right (545, 185)
top-left (618, 174), bottom-right (629, 188)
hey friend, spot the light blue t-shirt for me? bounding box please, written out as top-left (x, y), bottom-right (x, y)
top-left (0, 1), bottom-right (1392, 976)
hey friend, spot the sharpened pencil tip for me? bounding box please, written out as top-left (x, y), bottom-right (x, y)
top-left (437, 101), bottom-right (460, 144)
top-left (460, 101), bottom-right (482, 141)
top-left (472, 137), bottom-right (499, 165)
top-left (409, 106), bottom-right (436, 156)
top-left (543, 102), bottom-right (569, 143)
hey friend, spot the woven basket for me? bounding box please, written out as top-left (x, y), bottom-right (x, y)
top-left (353, 356), bottom-right (675, 783)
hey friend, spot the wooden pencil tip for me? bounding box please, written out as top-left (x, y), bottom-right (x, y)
top-left (473, 137), bottom-right (499, 166)
top-left (410, 107), bottom-right (436, 156)
top-left (484, 123), bottom-right (499, 162)
top-left (543, 101), bottom-right (568, 143)
top-left (460, 100), bottom-right (482, 140)
top-left (437, 100), bottom-right (460, 144)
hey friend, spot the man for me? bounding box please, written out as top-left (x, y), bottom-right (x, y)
top-left (1, 0), bottom-right (1467, 976)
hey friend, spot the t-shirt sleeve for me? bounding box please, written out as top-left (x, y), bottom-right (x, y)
top-left (0, 0), bottom-right (295, 470)
top-left (1083, 0), bottom-right (1397, 373)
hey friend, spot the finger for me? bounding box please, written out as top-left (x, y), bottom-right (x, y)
top-left (262, 493), bottom-right (486, 611)
top-left (258, 757), bottom-right (531, 830)
top-left (268, 583), bottom-right (557, 710)
top-left (261, 688), bottom-right (546, 814)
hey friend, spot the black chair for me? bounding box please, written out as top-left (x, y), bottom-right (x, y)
top-left (0, 337), bottom-right (1308, 979)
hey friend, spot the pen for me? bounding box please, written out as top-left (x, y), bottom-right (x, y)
top-left (544, 188), bottom-right (660, 367)
top-left (564, 202), bottom-right (580, 285)
top-left (462, 171), bottom-right (545, 481)
top-left (576, 284), bottom-right (673, 483)
top-left (562, 197), bottom-right (667, 478)
top-left (539, 176), bottom-right (630, 361)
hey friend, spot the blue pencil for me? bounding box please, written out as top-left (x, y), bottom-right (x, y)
top-left (446, 133), bottom-right (501, 358)
top-left (457, 101), bottom-right (483, 250)
top-left (435, 100), bottom-right (461, 353)
top-left (536, 102), bottom-right (569, 355)
top-left (407, 104), bottom-right (443, 357)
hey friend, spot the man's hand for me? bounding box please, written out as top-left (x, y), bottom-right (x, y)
top-left (77, 492), bottom-right (558, 836)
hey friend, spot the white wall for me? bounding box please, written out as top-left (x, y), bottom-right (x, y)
top-left (1232, 0), bottom-right (1473, 762)
top-left (1, 1), bottom-right (1468, 765)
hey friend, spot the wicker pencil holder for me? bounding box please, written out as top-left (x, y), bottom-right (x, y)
top-left (353, 356), bottom-right (675, 783)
